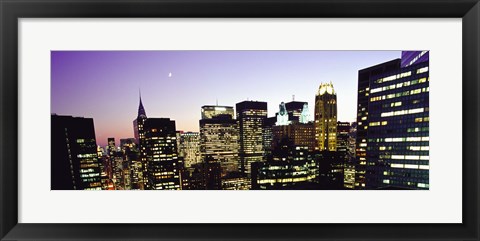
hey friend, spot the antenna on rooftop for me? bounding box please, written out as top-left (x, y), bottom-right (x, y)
top-left (292, 95), bottom-right (295, 101)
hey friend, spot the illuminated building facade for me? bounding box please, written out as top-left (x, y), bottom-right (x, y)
top-left (275, 102), bottom-right (291, 126)
top-left (337, 121), bottom-right (350, 159)
top-left (344, 122), bottom-right (357, 189)
top-left (262, 117), bottom-right (277, 159)
top-left (51, 115), bottom-right (102, 190)
top-left (299, 103), bottom-right (311, 124)
top-left (236, 101), bottom-right (268, 176)
top-left (200, 106), bottom-right (239, 174)
top-left (143, 118), bottom-right (181, 190)
top-left (201, 105), bottom-right (235, 119)
top-left (120, 138), bottom-right (141, 190)
top-left (314, 82), bottom-right (338, 151)
top-left (251, 138), bottom-right (317, 190)
top-left (357, 51), bottom-right (429, 189)
top-left (272, 123), bottom-right (315, 152)
top-left (179, 132), bottom-right (201, 168)
top-left (336, 122), bottom-right (351, 189)
top-left (355, 59), bottom-right (400, 189)
top-left (221, 172), bottom-right (251, 190)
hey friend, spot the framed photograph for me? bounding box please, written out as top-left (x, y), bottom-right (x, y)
top-left (1, 0), bottom-right (479, 240)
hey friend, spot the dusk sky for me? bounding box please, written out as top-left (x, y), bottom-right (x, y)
top-left (51, 51), bottom-right (401, 147)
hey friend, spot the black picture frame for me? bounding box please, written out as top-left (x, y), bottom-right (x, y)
top-left (1, 0), bottom-right (478, 240)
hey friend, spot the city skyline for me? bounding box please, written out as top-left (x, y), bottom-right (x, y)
top-left (51, 50), bottom-right (429, 191)
top-left (51, 50), bottom-right (401, 146)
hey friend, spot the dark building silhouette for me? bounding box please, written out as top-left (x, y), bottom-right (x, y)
top-left (133, 92), bottom-right (148, 189)
top-left (236, 101), bottom-right (268, 176)
top-left (143, 118), bottom-right (181, 190)
top-left (51, 115), bottom-right (102, 190)
top-left (316, 151), bottom-right (345, 189)
top-left (285, 101), bottom-right (308, 123)
top-left (188, 156), bottom-right (222, 190)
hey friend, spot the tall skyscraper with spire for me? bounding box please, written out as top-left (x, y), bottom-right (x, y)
top-left (314, 82), bottom-right (338, 151)
top-left (133, 90), bottom-right (148, 189)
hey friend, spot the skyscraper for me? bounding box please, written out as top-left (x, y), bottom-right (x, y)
top-left (201, 105), bottom-right (235, 119)
top-left (179, 132), bottom-right (201, 168)
top-left (272, 123), bottom-right (316, 152)
top-left (299, 103), bottom-right (311, 124)
top-left (51, 115), bottom-right (102, 190)
top-left (357, 51), bottom-right (429, 189)
top-left (143, 118), bottom-right (181, 190)
top-left (275, 102), bottom-right (291, 126)
top-left (133, 92), bottom-right (148, 189)
top-left (344, 122), bottom-right (357, 189)
top-left (355, 59), bottom-right (400, 189)
top-left (133, 92), bottom-right (147, 145)
top-left (262, 116), bottom-right (277, 159)
top-left (314, 82), bottom-right (338, 151)
top-left (251, 138), bottom-right (317, 190)
top-left (336, 121), bottom-right (350, 158)
top-left (199, 105), bottom-right (239, 175)
top-left (285, 101), bottom-right (308, 123)
top-left (120, 138), bottom-right (141, 190)
top-left (236, 101), bottom-right (268, 176)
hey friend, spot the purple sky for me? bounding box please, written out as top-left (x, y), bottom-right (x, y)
top-left (51, 51), bottom-right (401, 147)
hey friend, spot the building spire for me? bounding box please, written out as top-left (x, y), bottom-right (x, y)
top-left (138, 89), bottom-right (147, 118)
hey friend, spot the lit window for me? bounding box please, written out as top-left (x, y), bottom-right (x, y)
top-left (417, 67), bottom-right (429, 74)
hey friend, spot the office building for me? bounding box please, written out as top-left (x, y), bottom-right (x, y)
top-left (356, 51), bottom-right (429, 189)
top-left (316, 151), bottom-right (345, 189)
top-left (120, 138), bottom-right (141, 190)
top-left (275, 102), bottom-right (291, 126)
top-left (221, 172), bottom-right (251, 190)
top-left (51, 115), bottom-right (102, 190)
top-left (337, 121), bottom-right (351, 159)
top-left (200, 106), bottom-right (239, 175)
top-left (355, 59), bottom-right (401, 189)
top-left (179, 132), bottom-right (202, 168)
top-left (189, 155), bottom-right (222, 190)
top-left (285, 101), bottom-right (308, 123)
top-left (143, 118), bottom-right (181, 190)
top-left (251, 138), bottom-right (317, 190)
top-left (133, 92), bottom-right (148, 188)
top-left (314, 82), bottom-right (338, 151)
top-left (272, 123), bottom-right (315, 152)
top-left (262, 117), bottom-right (277, 159)
top-left (201, 105), bottom-right (235, 119)
top-left (344, 122), bottom-right (357, 189)
top-left (236, 101), bottom-right (268, 176)
top-left (299, 103), bottom-right (311, 124)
